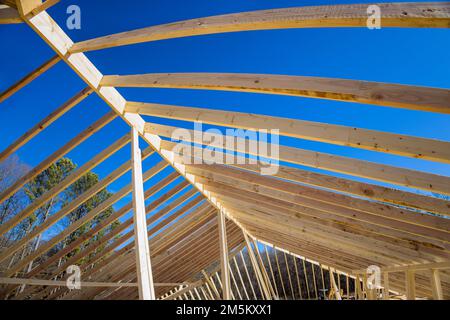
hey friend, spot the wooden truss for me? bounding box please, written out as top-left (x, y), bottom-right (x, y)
top-left (0, 0), bottom-right (449, 300)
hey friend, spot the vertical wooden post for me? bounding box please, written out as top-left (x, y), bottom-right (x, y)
top-left (320, 264), bottom-right (326, 298)
top-left (311, 263), bottom-right (319, 299)
top-left (229, 264), bottom-right (242, 299)
top-left (218, 210), bottom-right (231, 300)
top-left (405, 270), bottom-right (416, 300)
top-left (211, 273), bottom-right (223, 299)
top-left (240, 252), bottom-right (258, 299)
top-left (131, 128), bottom-right (155, 300)
top-left (205, 282), bottom-right (216, 300)
top-left (430, 269), bottom-right (443, 300)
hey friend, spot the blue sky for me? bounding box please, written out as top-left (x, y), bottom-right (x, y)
top-left (1, 0), bottom-right (449, 240)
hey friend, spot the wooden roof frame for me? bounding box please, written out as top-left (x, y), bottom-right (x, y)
top-left (0, 0), bottom-right (449, 300)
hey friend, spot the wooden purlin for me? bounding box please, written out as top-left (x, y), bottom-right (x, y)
top-left (0, 87), bottom-right (93, 163)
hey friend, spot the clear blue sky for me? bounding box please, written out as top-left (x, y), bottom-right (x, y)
top-left (1, 1), bottom-right (449, 239)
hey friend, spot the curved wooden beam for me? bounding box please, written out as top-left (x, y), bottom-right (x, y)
top-left (70, 2), bottom-right (450, 53)
top-left (0, 55), bottom-right (60, 104)
top-left (103, 73), bottom-right (450, 114)
top-left (0, 87), bottom-right (93, 163)
top-left (127, 101), bottom-right (450, 163)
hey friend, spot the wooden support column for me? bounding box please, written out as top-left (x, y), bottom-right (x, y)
top-left (131, 128), bottom-right (155, 300)
top-left (405, 270), bottom-right (416, 300)
top-left (217, 209), bottom-right (231, 300)
top-left (233, 257), bottom-right (250, 300)
top-left (430, 269), bottom-right (443, 300)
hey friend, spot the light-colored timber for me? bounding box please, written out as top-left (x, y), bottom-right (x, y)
top-left (70, 3), bottom-right (450, 53)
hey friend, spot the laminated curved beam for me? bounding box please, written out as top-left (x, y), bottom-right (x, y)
top-left (0, 55), bottom-right (60, 103)
top-left (104, 73), bottom-right (450, 114)
top-left (128, 101), bottom-right (450, 163)
top-left (70, 2), bottom-right (450, 53)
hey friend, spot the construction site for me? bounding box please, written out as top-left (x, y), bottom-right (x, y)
top-left (0, 1), bottom-right (449, 300)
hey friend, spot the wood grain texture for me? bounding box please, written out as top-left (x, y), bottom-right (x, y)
top-left (107, 73), bottom-right (450, 114)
